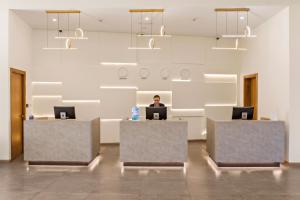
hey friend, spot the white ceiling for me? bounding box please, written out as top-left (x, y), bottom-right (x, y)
top-left (13, 1), bottom-right (289, 37)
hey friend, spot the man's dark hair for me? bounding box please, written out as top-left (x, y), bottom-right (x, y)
top-left (153, 95), bottom-right (160, 99)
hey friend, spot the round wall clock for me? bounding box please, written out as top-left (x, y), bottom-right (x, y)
top-left (160, 68), bottom-right (170, 80)
top-left (180, 68), bottom-right (191, 80)
top-left (139, 68), bottom-right (150, 79)
top-left (118, 67), bottom-right (128, 79)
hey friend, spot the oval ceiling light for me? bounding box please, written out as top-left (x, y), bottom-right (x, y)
top-left (75, 28), bottom-right (84, 38)
top-left (65, 38), bottom-right (72, 49)
top-left (148, 38), bottom-right (155, 49)
top-left (160, 25), bottom-right (165, 36)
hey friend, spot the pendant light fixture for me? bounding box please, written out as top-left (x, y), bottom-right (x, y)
top-left (212, 8), bottom-right (248, 51)
top-left (128, 9), bottom-right (166, 50)
top-left (43, 10), bottom-right (87, 50)
top-left (216, 8), bottom-right (257, 39)
top-left (136, 10), bottom-right (172, 38)
top-left (54, 11), bottom-right (88, 40)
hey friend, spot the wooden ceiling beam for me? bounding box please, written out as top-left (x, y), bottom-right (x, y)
top-left (215, 8), bottom-right (250, 12)
top-left (46, 10), bottom-right (81, 14)
top-left (129, 9), bottom-right (164, 13)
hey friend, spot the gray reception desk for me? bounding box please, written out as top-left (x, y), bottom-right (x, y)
top-left (24, 118), bottom-right (100, 165)
top-left (120, 120), bottom-right (188, 166)
top-left (206, 118), bottom-right (286, 167)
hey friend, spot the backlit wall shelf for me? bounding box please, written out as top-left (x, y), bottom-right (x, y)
top-left (204, 74), bottom-right (237, 84)
top-left (205, 104), bottom-right (237, 107)
top-left (100, 86), bottom-right (138, 90)
top-left (62, 100), bottom-right (101, 103)
top-left (32, 95), bottom-right (62, 99)
top-left (136, 91), bottom-right (172, 108)
top-left (171, 108), bottom-right (206, 117)
top-left (137, 104), bottom-right (172, 107)
top-left (32, 81), bottom-right (63, 85)
top-left (101, 119), bottom-right (123, 122)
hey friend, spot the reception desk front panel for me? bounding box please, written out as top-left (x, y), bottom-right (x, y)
top-left (24, 118), bottom-right (100, 165)
top-left (206, 118), bottom-right (286, 167)
top-left (120, 120), bottom-right (188, 166)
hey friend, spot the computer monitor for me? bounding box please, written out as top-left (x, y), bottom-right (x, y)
top-left (232, 107), bottom-right (254, 120)
top-left (54, 106), bottom-right (76, 119)
top-left (146, 107), bottom-right (167, 120)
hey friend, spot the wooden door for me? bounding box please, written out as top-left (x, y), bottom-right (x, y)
top-left (10, 68), bottom-right (26, 160)
top-left (244, 74), bottom-right (258, 120)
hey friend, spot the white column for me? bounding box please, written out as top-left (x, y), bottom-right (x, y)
top-left (289, 2), bottom-right (300, 162)
top-left (0, 7), bottom-right (10, 160)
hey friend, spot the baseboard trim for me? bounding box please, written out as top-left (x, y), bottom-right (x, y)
top-left (188, 139), bottom-right (206, 143)
top-left (285, 162), bottom-right (300, 167)
top-left (28, 161), bottom-right (90, 166)
top-left (216, 162), bottom-right (281, 167)
top-left (0, 155), bottom-right (10, 162)
top-left (101, 143), bottom-right (119, 146)
top-left (101, 140), bottom-right (206, 146)
top-left (123, 162), bottom-right (184, 167)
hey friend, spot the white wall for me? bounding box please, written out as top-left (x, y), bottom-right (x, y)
top-left (31, 30), bottom-right (240, 143)
top-left (9, 10), bottom-right (33, 116)
top-left (240, 7), bottom-right (290, 160)
top-left (240, 7), bottom-right (290, 122)
top-left (289, 2), bottom-right (300, 162)
top-left (0, 7), bottom-right (10, 160)
top-left (0, 10), bottom-right (32, 160)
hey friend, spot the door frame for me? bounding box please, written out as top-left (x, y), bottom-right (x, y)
top-left (10, 68), bottom-right (26, 160)
top-left (243, 73), bottom-right (258, 120)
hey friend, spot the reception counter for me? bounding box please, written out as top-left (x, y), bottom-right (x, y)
top-left (120, 120), bottom-right (188, 166)
top-left (24, 117), bottom-right (100, 165)
top-left (206, 118), bottom-right (286, 167)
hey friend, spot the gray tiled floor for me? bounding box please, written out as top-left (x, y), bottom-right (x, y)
top-left (0, 142), bottom-right (300, 200)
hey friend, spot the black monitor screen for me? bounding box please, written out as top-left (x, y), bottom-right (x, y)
top-left (146, 107), bottom-right (167, 120)
top-left (54, 106), bottom-right (76, 119)
top-left (232, 107), bottom-right (254, 120)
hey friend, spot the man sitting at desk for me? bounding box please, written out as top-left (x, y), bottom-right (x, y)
top-left (149, 95), bottom-right (165, 107)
